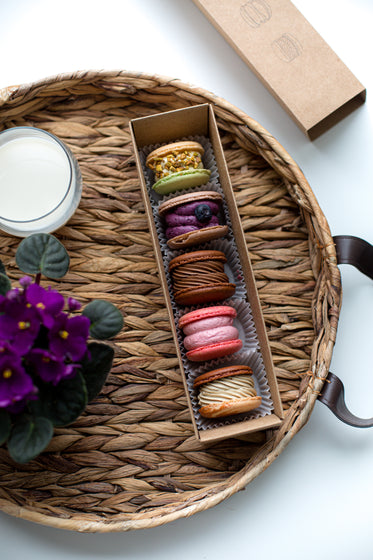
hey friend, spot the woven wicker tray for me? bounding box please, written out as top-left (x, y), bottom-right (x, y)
top-left (0, 70), bottom-right (341, 532)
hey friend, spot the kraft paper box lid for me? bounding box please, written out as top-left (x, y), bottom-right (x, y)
top-left (193, 0), bottom-right (366, 139)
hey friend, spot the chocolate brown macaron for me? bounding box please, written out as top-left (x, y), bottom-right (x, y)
top-left (158, 191), bottom-right (228, 249)
top-left (169, 249), bottom-right (236, 306)
top-left (194, 365), bottom-right (262, 418)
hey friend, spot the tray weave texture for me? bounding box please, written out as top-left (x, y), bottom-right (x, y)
top-left (0, 70), bottom-right (341, 532)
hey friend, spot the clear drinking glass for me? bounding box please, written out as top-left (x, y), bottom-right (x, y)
top-left (0, 126), bottom-right (82, 236)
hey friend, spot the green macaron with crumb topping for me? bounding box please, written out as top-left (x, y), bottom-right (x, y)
top-left (146, 141), bottom-right (211, 194)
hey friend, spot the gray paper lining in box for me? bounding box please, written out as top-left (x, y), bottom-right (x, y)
top-left (186, 349), bottom-right (273, 430)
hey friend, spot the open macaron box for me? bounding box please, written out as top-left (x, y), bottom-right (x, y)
top-left (130, 103), bottom-right (283, 443)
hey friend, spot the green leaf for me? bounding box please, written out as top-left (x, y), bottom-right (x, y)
top-left (0, 260), bottom-right (6, 275)
top-left (15, 233), bottom-right (70, 279)
top-left (0, 273), bottom-right (11, 295)
top-left (7, 415), bottom-right (53, 464)
top-left (37, 372), bottom-right (88, 427)
top-left (0, 409), bottom-right (11, 445)
top-left (81, 342), bottom-right (114, 401)
top-left (83, 299), bottom-right (123, 339)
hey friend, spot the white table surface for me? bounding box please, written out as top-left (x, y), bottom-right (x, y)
top-left (1, 1), bottom-right (373, 558)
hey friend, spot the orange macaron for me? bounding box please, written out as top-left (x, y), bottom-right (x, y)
top-left (194, 365), bottom-right (262, 418)
top-left (169, 249), bottom-right (236, 306)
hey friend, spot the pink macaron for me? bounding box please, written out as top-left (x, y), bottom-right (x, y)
top-left (178, 305), bottom-right (242, 362)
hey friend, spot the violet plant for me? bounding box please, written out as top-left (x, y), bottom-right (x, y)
top-left (0, 233), bottom-right (123, 464)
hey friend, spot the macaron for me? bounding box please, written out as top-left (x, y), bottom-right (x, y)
top-left (193, 365), bottom-right (262, 418)
top-left (169, 249), bottom-right (236, 306)
top-left (146, 141), bottom-right (211, 194)
top-left (179, 305), bottom-right (242, 361)
top-left (158, 191), bottom-right (228, 249)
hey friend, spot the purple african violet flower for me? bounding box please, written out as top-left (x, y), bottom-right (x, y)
top-left (0, 276), bottom-right (90, 416)
top-left (1, 287), bottom-right (20, 302)
top-left (67, 297), bottom-right (81, 312)
top-left (49, 314), bottom-right (90, 362)
top-left (27, 348), bottom-right (79, 385)
top-left (0, 288), bottom-right (20, 310)
top-left (0, 297), bottom-right (41, 355)
top-left (26, 283), bottom-right (65, 328)
top-left (19, 276), bottom-right (33, 288)
top-left (0, 350), bottom-right (37, 409)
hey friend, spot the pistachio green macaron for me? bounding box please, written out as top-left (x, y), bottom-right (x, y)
top-left (146, 140), bottom-right (211, 194)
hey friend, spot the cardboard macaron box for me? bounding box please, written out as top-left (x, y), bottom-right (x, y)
top-left (130, 104), bottom-right (283, 443)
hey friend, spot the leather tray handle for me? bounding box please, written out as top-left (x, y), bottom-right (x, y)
top-left (317, 235), bottom-right (373, 427)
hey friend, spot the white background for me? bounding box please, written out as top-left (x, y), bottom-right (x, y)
top-left (1, 1), bottom-right (373, 558)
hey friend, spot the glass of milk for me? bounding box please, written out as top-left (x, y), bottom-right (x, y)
top-left (0, 127), bottom-right (82, 236)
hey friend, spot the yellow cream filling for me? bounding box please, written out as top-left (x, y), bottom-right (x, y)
top-left (198, 375), bottom-right (257, 407)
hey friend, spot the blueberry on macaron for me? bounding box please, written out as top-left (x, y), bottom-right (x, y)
top-left (158, 191), bottom-right (228, 249)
